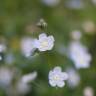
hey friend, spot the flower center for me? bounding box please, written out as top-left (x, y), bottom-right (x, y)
top-left (79, 57), bottom-right (85, 64)
top-left (40, 41), bottom-right (48, 48)
top-left (54, 75), bottom-right (60, 81)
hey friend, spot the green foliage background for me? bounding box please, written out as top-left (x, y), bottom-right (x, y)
top-left (0, 0), bottom-right (96, 96)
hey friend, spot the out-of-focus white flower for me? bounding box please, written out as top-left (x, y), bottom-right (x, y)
top-left (83, 87), bottom-right (94, 96)
top-left (0, 44), bottom-right (6, 52)
top-left (66, 68), bottom-right (80, 88)
top-left (0, 67), bottom-right (14, 87)
top-left (92, 0), bottom-right (96, 5)
top-left (65, 0), bottom-right (84, 9)
top-left (82, 21), bottom-right (95, 34)
top-left (48, 66), bottom-right (68, 88)
top-left (16, 71), bottom-right (37, 95)
top-left (21, 37), bottom-right (36, 57)
top-left (69, 41), bottom-right (92, 69)
top-left (21, 71), bottom-right (37, 84)
top-left (41, 0), bottom-right (60, 7)
top-left (34, 33), bottom-right (55, 51)
top-left (71, 30), bottom-right (82, 40)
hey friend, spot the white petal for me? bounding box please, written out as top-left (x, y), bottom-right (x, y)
top-left (47, 43), bottom-right (54, 50)
top-left (86, 54), bottom-right (92, 62)
top-left (49, 80), bottom-right (56, 87)
top-left (21, 72), bottom-right (37, 83)
top-left (47, 39), bottom-right (54, 50)
top-left (48, 71), bottom-right (54, 79)
top-left (34, 39), bottom-right (40, 48)
top-left (39, 33), bottom-right (47, 39)
top-left (57, 81), bottom-right (65, 88)
top-left (61, 72), bottom-right (69, 80)
top-left (53, 66), bottom-right (62, 72)
top-left (48, 36), bottom-right (55, 42)
top-left (38, 47), bottom-right (47, 51)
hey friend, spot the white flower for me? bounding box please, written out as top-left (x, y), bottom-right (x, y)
top-left (21, 71), bottom-right (37, 84)
top-left (83, 87), bottom-right (94, 96)
top-left (92, 0), bottom-right (96, 5)
top-left (65, 0), bottom-right (84, 9)
top-left (0, 44), bottom-right (6, 52)
top-left (82, 21), bottom-right (95, 34)
top-left (41, 0), bottom-right (60, 7)
top-left (71, 30), bottom-right (82, 40)
top-left (67, 68), bottom-right (80, 88)
top-left (34, 33), bottom-right (55, 51)
top-left (21, 37), bottom-right (36, 57)
top-left (48, 66), bottom-right (68, 88)
top-left (69, 41), bottom-right (92, 69)
top-left (0, 67), bottom-right (14, 87)
top-left (16, 71), bottom-right (37, 95)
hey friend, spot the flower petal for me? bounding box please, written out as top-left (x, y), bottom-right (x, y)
top-left (48, 36), bottom-right (55, 42)
top-left (48, 71), bottom-right (54, 79)
top-left (49, 80), bottom-right (56, 87)
top-left (61, 72), bottom-right (69, 80)
top-left (57, 81), bottom-right (65, 88)
top-left (53, 66), bottom-right (62, 72)
top-left (34, 39), bottom-right (40, 48)
top-left (39, 33), bottom-right (47, 39)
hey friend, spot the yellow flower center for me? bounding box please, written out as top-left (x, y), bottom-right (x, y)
top-left (40, 41), bottom-right (48, 48)
top-left (54, 75), bottom-right (60, 81)
top-left (79, 57), bottom-right (85, 64)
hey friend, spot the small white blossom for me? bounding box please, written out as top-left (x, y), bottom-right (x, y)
top-left (71, 30), bottom-right (82, 40)
top-left (21, 37), bottom-right (36, 57)
top-left (41, 0), bottom-right (60, 7)
top-left (92, 0), bottom-right (96, 5)
top-left (0, 44), bottom-right (6, 52)
top-left (65, 0), bottom-right (84, 9)
top-left (69, 41), bottom-right (92, 69)
top-left (16, 71), bottom-right (37, 95)
top-left (67, 68), bottom-right (80, 88)
top-left (21, 71), bottom-right (37, 84)
top-left (0, 67), bottom-right (14, 87)
top-left (82, 21), bottom-right (95, 34)
top-left (48, 66), bottom-right (68, 88)
top-left (34, 33), bottom-right (55, 51)
top-left (84, 87), bottom-right (94, 96)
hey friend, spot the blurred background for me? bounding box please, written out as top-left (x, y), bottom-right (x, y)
top-left (0, 0), bottom-right (96, 96)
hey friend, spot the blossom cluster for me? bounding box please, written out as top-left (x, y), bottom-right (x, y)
top-left (21, 32), bottom-right (69, 88)
top-left (21, 33), bottom-right (55, 57)
top-left (0, 19), bottom-right (93, 96)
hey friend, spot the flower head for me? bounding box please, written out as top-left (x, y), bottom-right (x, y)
top-left (16, 71), bottom-right (37, 95)
top-left (66, 68), bottom-right (80, 88)
top-left (71, 30), bottom-right (82, 40)
top-left (0, 43), bottom-right (6, 52)
top-left (48, 66), bottom-right (68, 88)
top-left (69, 41), bottom-right (92, 69)
top-left (65, 0), bottom-right (84, 9)
top-left (0, 67), bottom-right (15, 87)
top-left (84, 87), bottom-right (94, 96)
top-left (34, 33), bottom-right (55, 51)
top-left (21, 37), bottom-right (36, 57)
top-left (41, 0), bottom-right (60, 7)
top-left (82, 21), bottom-right (95, 34)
